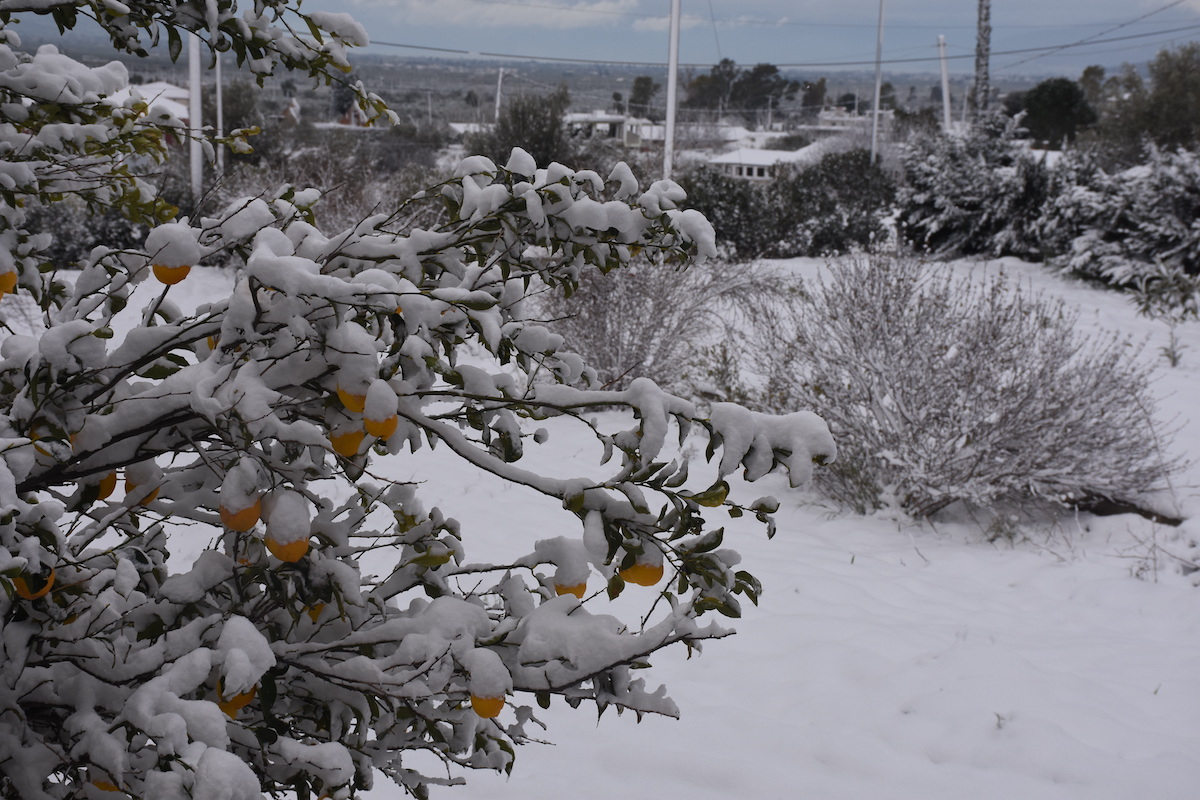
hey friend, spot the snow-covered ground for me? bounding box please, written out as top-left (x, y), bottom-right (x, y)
top-left (98, 256), bottom-right (1200, 799)
top-left (375, 256), bottom-right (1200, 800)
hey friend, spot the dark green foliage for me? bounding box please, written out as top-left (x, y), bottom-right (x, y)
top-left (1018, 77), bottom-right (1096, 148)
top-left (1079, 45), bottom-right (1200, 167)
top-left (800, 78), bottom-right (826, 119)
top-left (677, 148), bottom-right (893, 259)
top-left (676, 167), bottom-right (777, 258)
top-left (22, 202), bottom-right (148, 270)
top-left (769, 150), bottom-right (895, 257)
top-left (684, 59), bottom-right (798, 123)
top-left (629, 75), bottom-right (661, 119)
top-left (466, 87), bottom-right (574, 167)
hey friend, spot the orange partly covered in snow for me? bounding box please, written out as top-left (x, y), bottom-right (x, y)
top-left (330, 428), bottom-right (365, 457)
top-left (469, 694), bottom-right (505, 718)
top-left (125, 479), bottom-right (159, 506)
top-left (266, 536), bottom-right (310, 562)
top-left (554, 581), bottom-right (587, 599)
top-left (13, 567), bottom-right (56, 601)
top-left (363, 379), bottom-right (399, 440)
top-left (152, 263), bottom-right (191, 285)
top-left (264, 490), bottom-right (312, 563)
top-left (336, 384), bottom-right (367, 414)
top-left (220, 496), bottom-right (262, 531)
top-left (619, 561), bottom-right (664, 587)
top-left (95, 471), bottom-right (117, 500)
top-left (217, 682), bottom-right (257, 718)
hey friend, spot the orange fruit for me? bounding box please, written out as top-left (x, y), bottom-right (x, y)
top-left (217, 682), bottom-right (257, 718)
top-left (470, 694), bottom-right (505, 718)
top-left (306, 603), bottom-right (326, 622)
top-left (619, 562), bottom-right (664, 587)
top-left (152, 263), bottom-right (191, 285)
top-left (219, 497), bottom-right (262, 532)
top-left (13, 567), bottom-right (56, 600)
top-left (0, 271), bottom-right (16, 294)
top-left (336, 385), bottom-right (366, 413)
top-left (554, 582), bottom-right (587, 599)
top-left (330, 428), bottom-right (364, 457)
top-left (266, 534), bottom-right (309, 563)
top-left (364, 414), bottom-right (398, 439)
top-left (125, 480), bottom-right (159, 506)
top-left (96, 471), bottom-right (117, 500)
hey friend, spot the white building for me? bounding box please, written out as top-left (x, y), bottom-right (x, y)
top-left (707, 139), bottom-right (845, 181)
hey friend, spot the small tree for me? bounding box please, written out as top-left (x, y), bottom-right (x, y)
top-left (629, 75), bottom-right (661, 120)
top-left (1017, 77), bottom-right (1096, 148)
top-left (0, 6), bottom-right (835, 800)
top-left (466, 86), bottom-right (574, 167)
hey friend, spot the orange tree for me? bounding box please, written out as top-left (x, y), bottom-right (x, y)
top-left (0, 3), bottom-right (835, 798)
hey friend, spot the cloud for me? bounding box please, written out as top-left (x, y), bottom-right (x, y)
top-left (359, 0), bottom-right (649, 31)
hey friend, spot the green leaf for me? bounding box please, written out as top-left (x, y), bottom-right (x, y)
top-left (689, 480), bottom-right (729, 507)
top-left (750, 496), bottom-right (780, 513)
top-left (409, 551), bottom-right (453, 568)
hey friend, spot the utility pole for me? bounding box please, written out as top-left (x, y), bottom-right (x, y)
top-left (938, 35), bottom-right (952, 132)
top-left (494, 68), bottom-right (504, 123)
top-left (188, 32), bottom-right (202, 205)
top-left (663, 0), bottom-right (681, 180)
top-left (971, 0), bottom-right (991, 119)
top-left (215, 51), bottom-right (224, 173)
top-left (869, 0), bottom-right (886, 164)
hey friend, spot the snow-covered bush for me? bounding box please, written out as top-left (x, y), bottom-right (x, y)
top-left (748, 255), bottom-right (1172, 517)
top-left (897, 115), bottom-right (1051, 259)
top-left (0, 7), bottom-right (836, 799)
top-left (1047, 144), bottom-right (1200, 287)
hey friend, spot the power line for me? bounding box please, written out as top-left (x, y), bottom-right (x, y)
top-left (998, 0), bottom-right (1189, 69)
top-left (372, 23), bottom-right (1200, 69)
top-left (458, 0), bottom-right (1198, 32)
top-left (706, 0), bottom-right (723, 61)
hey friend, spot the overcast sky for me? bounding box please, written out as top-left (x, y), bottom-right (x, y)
top-left (326, 0), bottom-right (1200, 79)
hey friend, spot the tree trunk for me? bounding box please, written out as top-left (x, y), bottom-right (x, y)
top-left (972, 0), bottom-right (991, 119)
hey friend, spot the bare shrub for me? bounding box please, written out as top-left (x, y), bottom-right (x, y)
top-left (533, 257), bottom-right (783, 393)
top-left (746, 255), bottom-right (1176, 517)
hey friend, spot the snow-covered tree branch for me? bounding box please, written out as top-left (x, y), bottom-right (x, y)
top-left (0, 8), bottom-right (834, 796)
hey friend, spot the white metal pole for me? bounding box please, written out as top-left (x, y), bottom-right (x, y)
top-left (938, 35), bottom-right (952, 132)
top-left (870, 0), bottom-right (886, 164)
top-left (494, 68), bottom-right (504, 123)
top-left (215, 50), bottom-right (224, 173)
top-left (663, 0), bottom-right (681, 180)
top-left (188, 32), bottom-right (203, 205)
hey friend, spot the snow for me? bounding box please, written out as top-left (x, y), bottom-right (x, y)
top-left (264, 489), bottom-right (310, 547)
top-left (346, 256), bottom-right (1195, 800)
top-left (217, 616), bottom-right (276, 696)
